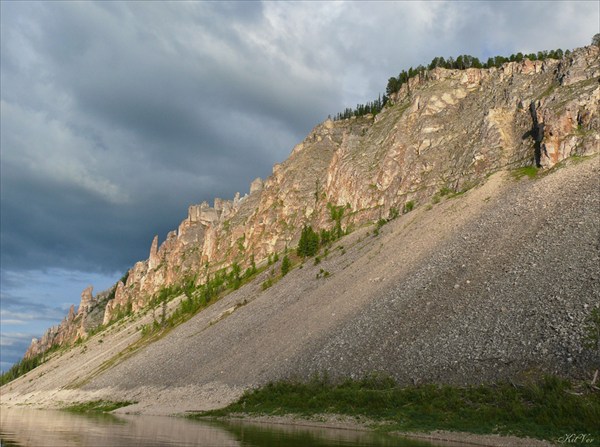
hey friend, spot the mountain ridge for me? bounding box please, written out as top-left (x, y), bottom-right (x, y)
top-left (17, 44), bottom-right (600, 379)
top-left (2, 154), bottom-right (598, 414)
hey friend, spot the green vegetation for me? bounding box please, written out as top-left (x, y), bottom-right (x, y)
top-left (297, 203), bottom-right (350, 259)
top-left (537, 82), bottom-right (558, 100)
top-left (373, 204), bottom-right (404, 236)
top-left (0, 344), bottom-right (62, 386)
top-left (512, 165), bottom-right (540, 180)
top-left (316, 269), bottom-right (330, 279)
top-left (213, 421), bottom-right (415, 447)
top-left (297, 225), bottom-right (320, 258)
top-left (333, 46), bottom-right (568, 124)
top-left (105, 271), bottom-right (130, 302)
top-left (9, 269), bottom-right (134, 378)
top-left (281, 255), bottom-right (291, 276)
top-left (388, 207), bottom-right (399, 220)
top-left (194, 375), bottom-right (600, 442)
top-left (261, 277), bottom-right (274, 290)
top-left (139, 262), bottom-right (264, 338)
top-left (373, 218), bottom-right (387, 236)
top-left (244, 256), bottom-right (257, 279)
top-left (267, 253), bottom-right (279, 266)
top-left (584, 308), bottom-right (600, 352)
top-left (403, 200), bottom-right (415, 213)
top-left (332, 94), bottom-right (386, 121)
top-left (386, 49), bottom-right (566, 98)
top-left (228, 262), bottom-right (242, 290)
top-left (110, 301), bottom-right (134, 323)
top-left (63, 400), bottom-right (135, 413)
top-left (327, 203), bottom-right (346, 240)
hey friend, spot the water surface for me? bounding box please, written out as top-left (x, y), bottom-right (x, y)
top-left (0, 407), bottom-right (466, 446)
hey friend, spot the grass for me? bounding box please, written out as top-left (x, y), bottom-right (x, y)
top-left (511, 165), bottom-right (539, 180)
top-left (511, 154), bottom-right (596, 182)
top-left (63, 400), bottom-right (135, 413)
top-left (191, 375), bottom-right (600, 443)
top-left (536, 81), bottom-right (558, 100)
top-left (430, 183), bottom-right (476, 205)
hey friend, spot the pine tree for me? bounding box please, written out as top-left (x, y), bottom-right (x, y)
top-left (281, 255), bottom-right (291, 276)
top-left (297, 225), bottom-right (319, 257)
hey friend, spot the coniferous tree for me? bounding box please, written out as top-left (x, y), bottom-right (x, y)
top-left (334, 46), bottom-right (570, 122)
top-left (281, 255), bottom-right (291, 276)
top-left (297, 225), bottom-right (319, 258)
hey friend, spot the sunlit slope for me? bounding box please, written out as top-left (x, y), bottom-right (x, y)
top-left (67, 156), bottom-right (600, 413)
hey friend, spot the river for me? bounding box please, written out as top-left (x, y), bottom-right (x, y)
top-left (0, 407), bottom-right (468, 446)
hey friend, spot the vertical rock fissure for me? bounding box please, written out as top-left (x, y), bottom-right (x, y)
top-left (529, 101), bottom-right (544, 167)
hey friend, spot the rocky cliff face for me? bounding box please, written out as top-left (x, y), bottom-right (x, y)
top-left (25, 286), bottom-right (112, 358)
top-left (25, 45), bottom-right (599, 359)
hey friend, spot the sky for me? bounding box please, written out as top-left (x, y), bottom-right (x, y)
top-left (1, 1), bottom-right (598, 372)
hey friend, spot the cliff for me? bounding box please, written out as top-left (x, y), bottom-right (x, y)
top-left (24, 45), bottom-right (599, 360)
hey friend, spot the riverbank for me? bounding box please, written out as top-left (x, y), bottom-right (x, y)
top-left (187, 376), bottom-right (600, 447)
top-left (203, 414), bottom-right (557, 447)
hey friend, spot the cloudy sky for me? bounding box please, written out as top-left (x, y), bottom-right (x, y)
top-left (1, 1), bottom-right (597, 371)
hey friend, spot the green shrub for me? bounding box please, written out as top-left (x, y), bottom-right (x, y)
top-left (262, 278), bottom-right (273, 290)
top-left (327, 203), bottom-right (346, 239)
top-left (320, 229), bottom-right (333, 246)
top-left (373, 218), bottom-right (387, 236)
top-left (228, 262), bottom-right (242, 290)
top-left (281, 255), bottom-right (291, 276)
top-left (316, 269), bottom-right (331, 279)
top-left (244, 256), bottom-right (257, 279)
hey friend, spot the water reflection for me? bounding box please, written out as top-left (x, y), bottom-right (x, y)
top-left (0, 407), bottom-right (460, 447)
top-left (216, 419), bottom-right (430, 446)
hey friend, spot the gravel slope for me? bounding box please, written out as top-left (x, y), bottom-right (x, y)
top-left (1, 156), bottom-right (598, 415)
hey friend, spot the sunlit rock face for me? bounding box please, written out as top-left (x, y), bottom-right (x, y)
top-left (28, 46), bottom-right (599, 357)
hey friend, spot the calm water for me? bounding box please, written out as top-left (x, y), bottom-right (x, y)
top-left (0, 407), bottom-right (464, 447)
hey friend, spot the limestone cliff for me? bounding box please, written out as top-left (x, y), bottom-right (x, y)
top-left (25, 45), bottom-right (599, 359)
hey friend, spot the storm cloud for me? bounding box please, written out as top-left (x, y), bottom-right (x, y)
top-left (1, 1), bottom-right (598, 368)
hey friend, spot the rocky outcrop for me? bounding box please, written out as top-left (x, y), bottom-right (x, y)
top-left (26, 45), bottom-right (600, 357)
top-left (77, 286), bottom-right (94, 317)
top-left (25, 285), bottom-right (113, 358)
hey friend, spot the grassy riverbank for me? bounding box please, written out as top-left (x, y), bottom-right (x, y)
top-left (63, 400), bottom-right (136, 413)
top-left (191, 375), bottom-right (600, 443)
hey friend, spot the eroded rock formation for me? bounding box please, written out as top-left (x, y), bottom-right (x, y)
top-left (26, 45), bottom-right (599, 359)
